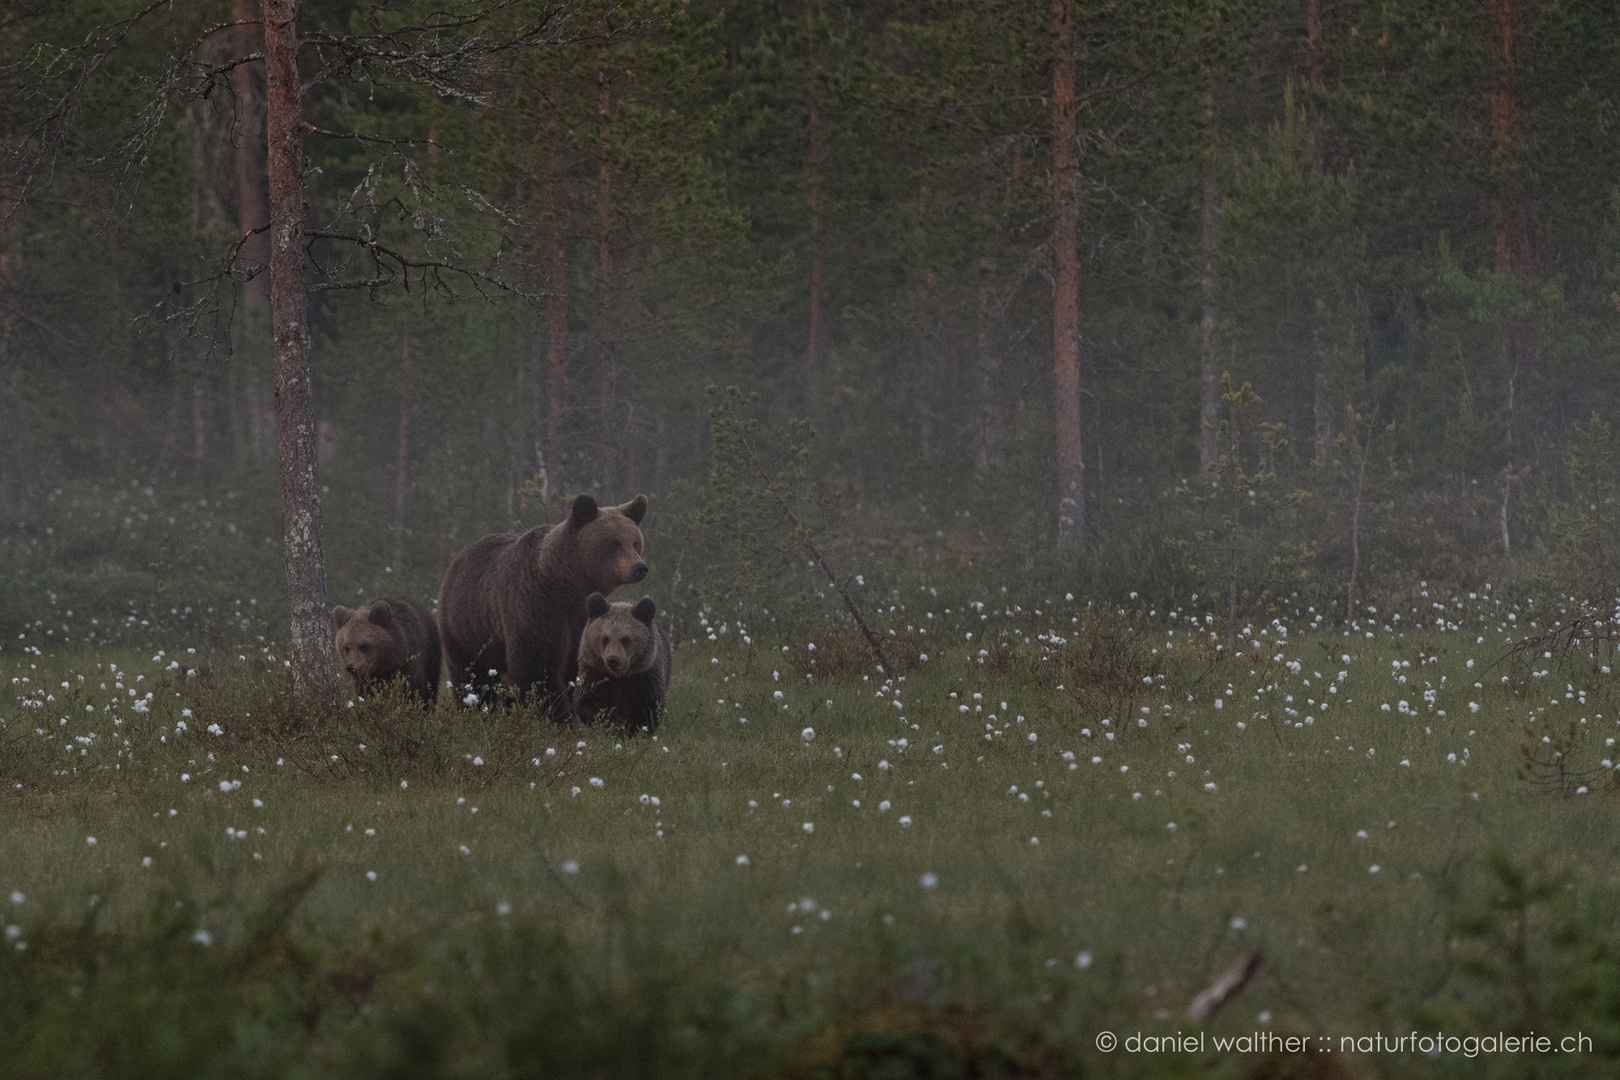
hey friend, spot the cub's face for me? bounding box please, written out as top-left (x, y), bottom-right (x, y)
top-left (581, 594), bottom-right (658, 677)
top-left (567, 494), bottom-right (649, 594)
top-left (333, 605), bottom-right (407, 691)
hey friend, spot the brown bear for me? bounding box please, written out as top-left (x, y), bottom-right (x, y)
top-left (437, 493), bottom-right (648, 712)
top-left (332, 597), bottom-right (441, 704)
top-left (573, 594), bottom-right (671, 734)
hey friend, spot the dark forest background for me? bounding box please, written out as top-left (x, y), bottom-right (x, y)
top-left (1, 0), bottom-right (1617, 646)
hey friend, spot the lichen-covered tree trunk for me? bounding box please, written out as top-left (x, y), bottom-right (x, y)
top-left (265, 0), bottom-right (334, 691)
top-left (1051, 0), bottom-right (1085, 547)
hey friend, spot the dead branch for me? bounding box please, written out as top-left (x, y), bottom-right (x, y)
top-left (1187, 949), bottom-right (1264, 1020)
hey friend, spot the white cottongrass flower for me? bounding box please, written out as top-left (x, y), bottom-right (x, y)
top-left (561, 860), bottom-right (580, 874)
top-left (802, 822), bottom-right (814, 834)
top-left (1075, 951), bottom-right (1093, 969)
top-left (588, 777), bottom-right (604, 788)
top-left (801, 727), bottom-right (815, 741)
top-left (735, 855), bottom-right (750, 866)
top-left (898, 815), bottom-right (913, 827)
top-left (878, 800), bottom-right (891, 812)
top-left (1369, 864), bottom-right (1381, 874)
top-left (366, 871), bottom-right (377, 882)
top-left (191, 929), bottom-right (213, 946)
top-left (85, 836), bottom-right (97, 846)
top-left (919, 872), bottom-right (939, 889)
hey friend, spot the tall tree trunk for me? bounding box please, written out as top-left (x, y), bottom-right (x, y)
top-left (265, 0), bottom-right (334, 690)
top-left (1305, 0), bottom-right (1324, 92)
top-left (1198, 163), bottom-right (1220, 479)
top-left (1051, 0), bottom-right (1085, 546)
top-left (192, 379), bottom-right (207, 462)
top-left (1312, 359), bottom-right (1333, 464)
top-left (392, 328), bottom-right (410, 570)
top-left (546, 54), bottom-right (568, 491)
top-left (595, 47), bottom-right (617, 502)
top-left (805, 0), bottom-right (823, 402)
top-left (1490, 0), bottom-right (1535, 451)
top-left (232, 0), bottom-right (269, 300)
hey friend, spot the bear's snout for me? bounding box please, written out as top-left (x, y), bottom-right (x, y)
top-left (630, 562), bottom-right (648, 582)
top-left (605, 654), bottom-right (622, 670)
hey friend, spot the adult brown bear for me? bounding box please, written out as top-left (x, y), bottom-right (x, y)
top-left (437, 494), bottom-right (647, 711)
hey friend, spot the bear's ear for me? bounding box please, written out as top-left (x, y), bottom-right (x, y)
top-left (617, 494), bottom-right (648, 524)
top-left (333, 606), bottom-right (354, 629)
top-left (366, 604), bottom-right (394, 631)
top-left (632, 597), bottom-right (657, 624)
top-left (586, 592), bottom-right (610, 618)
top-left (569, 494), bottom-right (599, 527)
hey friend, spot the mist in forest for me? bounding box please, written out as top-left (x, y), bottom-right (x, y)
top-left (2, 0), bottom-right (1616, 650)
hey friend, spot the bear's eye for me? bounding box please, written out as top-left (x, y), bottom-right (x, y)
top-left (621, 636), bottom-right (632, 647)
top-left (602, 636), bottom-right (611, 646)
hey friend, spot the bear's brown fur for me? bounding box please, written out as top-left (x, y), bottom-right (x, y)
top-left (332, 597), bottom-right (441, 704)
top-left (437, 493), bottom-right (649, 711)
top-left (573, 593), bottom-right (671, 734)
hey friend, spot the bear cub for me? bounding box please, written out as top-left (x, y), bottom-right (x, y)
top-left (333, 597), bottom-right (441, 704)
top-left (573, 593), bottom-right (671, 734)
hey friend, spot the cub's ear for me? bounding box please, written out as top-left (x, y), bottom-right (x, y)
top-left (569, 494), bottom-right (599, 527)
top-left (617, 494), bottom-right (648, 524)
top-left (366, 604), bottom-right (395, 631)
top-left (333, 606), bottom-right (355, 629)
top-left (586, 592), bottom-right (611, 618)
top-left (632, 597), bottom-right (657, 624)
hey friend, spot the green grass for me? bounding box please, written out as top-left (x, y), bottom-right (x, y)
top-left (3, 588), bottom-right (1620, 1077)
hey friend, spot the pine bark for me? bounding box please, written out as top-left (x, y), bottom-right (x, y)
top-left (232, 0), bottom-right (269, 300)
top-left (595, 48), bottom-right (617, 503)
top-left (1051, 0), bottom-right (1085, 546)
top-left (265, 0), bottom-right (334, 690)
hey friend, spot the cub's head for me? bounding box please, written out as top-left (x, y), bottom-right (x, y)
top-left (565, 493), bottom-right (648, 594)
top-left (333, 603), bottom-right (408, 692)
top-left (579, 593), bottom-right (659, 678)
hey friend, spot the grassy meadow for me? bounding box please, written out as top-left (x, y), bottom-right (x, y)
top-left (4, 575), bottom-right (1620, 1078)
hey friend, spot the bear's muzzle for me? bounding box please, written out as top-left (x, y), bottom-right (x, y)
top-left (630, 562), bottom-right (648, 582)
